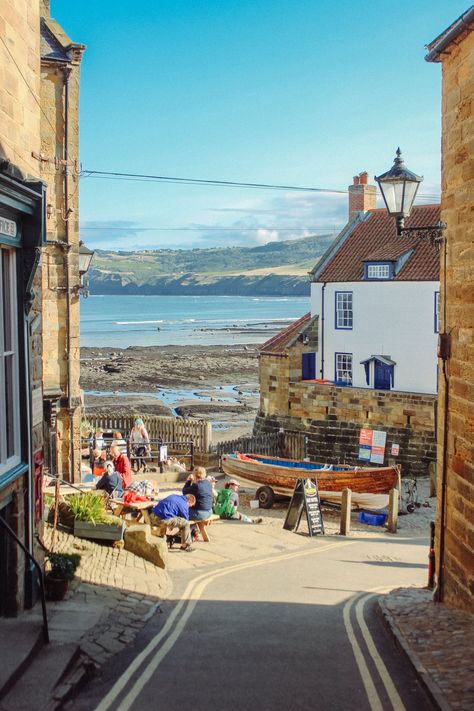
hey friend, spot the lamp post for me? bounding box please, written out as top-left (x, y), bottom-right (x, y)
top-left (375, 148), bottom-right (445, 245)
top-left (78, 240), bottom-right (94, 297)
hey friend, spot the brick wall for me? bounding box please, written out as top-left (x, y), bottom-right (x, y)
top-left (436, 29), bottom-right (474, 613)
top-left (258, 353), bottom-right (436, 476)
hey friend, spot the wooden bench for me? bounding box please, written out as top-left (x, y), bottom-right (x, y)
top-left (153, 514), bottom-right (219, 543)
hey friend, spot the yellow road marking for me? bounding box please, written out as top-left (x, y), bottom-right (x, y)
top-left (355, 594), bottom-right (406, 711)
top-left (96, 540), bottom-right (354, 711)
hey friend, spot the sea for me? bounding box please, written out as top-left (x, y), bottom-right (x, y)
top-left (80, 294), bottom-right (309, 348)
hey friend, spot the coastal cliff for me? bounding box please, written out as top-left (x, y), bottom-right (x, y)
top-left (88, 232), bottom-right (335, 296)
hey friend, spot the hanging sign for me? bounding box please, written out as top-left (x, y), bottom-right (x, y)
top-left (283, 478), bottom-right (324, 536)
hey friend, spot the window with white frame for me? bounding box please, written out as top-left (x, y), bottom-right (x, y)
top-left (335, 352), bottom-right (353, 385)
top-left (335, 291), bottom-right (353, 329)
top-left (0, 247), bottom-right (20, 475)
top-left (366, 263), bottom-right (390, 279)
top-left (435, 291), bottom-right (440, 333)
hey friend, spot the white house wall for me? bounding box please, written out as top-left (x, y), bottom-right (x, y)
top-left (310, 281), bottom-right (439, 394)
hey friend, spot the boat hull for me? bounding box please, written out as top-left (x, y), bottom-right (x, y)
top-left (221, 454), bottom-right (399, 497)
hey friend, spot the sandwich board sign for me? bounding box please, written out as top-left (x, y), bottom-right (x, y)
top-left (283, 478), bottom-right (324, 536)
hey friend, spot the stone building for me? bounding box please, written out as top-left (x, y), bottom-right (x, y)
top-left (426, 8), bottom-right (474, 613)
top-left (0, 0), bottom-right (84, 617)
top-left (256, 179), bottom-right (440, 477)
top-left (39, 0), bottom-right (85, 483)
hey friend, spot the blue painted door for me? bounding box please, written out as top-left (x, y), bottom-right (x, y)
top-left (374, 362), bottom-right (392, 390)
top-left (302, 352), bottom-right (316, 380)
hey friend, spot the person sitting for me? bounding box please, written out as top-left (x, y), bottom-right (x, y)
top-left (150, 493), bottom-right (196, 552)
top-left (182, 467), bottom-right (213, 521)
top-left (111, 430), bottom-right (127, 454)
top-left (215, 480), bottom-right (262, 524)
top-left (207, 475), bottom-right (218, 505)
top-left (110, 444), bottom-right (132, 489)
top-left (129, 418), bottom-right (151, 472)
top-left (95, 460), bottom-right (124, 498)
top-left (94, 428), bottom-right (105, 451)
top-left (92, 448), bottom-right (106, 477)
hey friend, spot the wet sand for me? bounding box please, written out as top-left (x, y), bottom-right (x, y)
top-left (81, 345), bottom-right (260, 441)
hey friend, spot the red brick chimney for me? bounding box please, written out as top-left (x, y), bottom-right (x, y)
top-left (348, 171), bottom-right (376, 220)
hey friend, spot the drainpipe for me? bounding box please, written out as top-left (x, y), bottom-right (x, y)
top-left (434, 236), bottom-right (449, 602)
top-left (63, 66), bottom-right (76, 482)
top-left (320, 283), bottom-right (326, 378)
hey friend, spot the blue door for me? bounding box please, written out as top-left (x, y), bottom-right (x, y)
top-left (374, 362), bottom-right (392, 390)
top-left (302, 353), bottom-right (316, 380)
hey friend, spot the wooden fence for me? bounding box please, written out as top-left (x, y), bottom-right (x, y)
top-left (86, 414), bottom-right (213, 453)
top-left (214, 430), bottom-right (307, 464)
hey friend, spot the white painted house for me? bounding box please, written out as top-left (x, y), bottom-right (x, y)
top-left (309, 185), bottom-right (440, 395)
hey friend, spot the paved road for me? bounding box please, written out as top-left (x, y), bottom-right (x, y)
top-left (71, 533), bottom-right (434, 711)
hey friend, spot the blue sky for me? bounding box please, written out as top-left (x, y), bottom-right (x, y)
top-left (52, 0), bottom-right (468, 251)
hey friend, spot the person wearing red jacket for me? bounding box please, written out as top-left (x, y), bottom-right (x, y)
top-left (110, 445), bottom-right (132, 489)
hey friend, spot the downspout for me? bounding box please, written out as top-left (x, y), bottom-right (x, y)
top-left (320, 283), bottom-right (326, 379)
top-left (63, 66), bottom-right (76, 482)
top-left (434, 236), bottom-right (449, 602)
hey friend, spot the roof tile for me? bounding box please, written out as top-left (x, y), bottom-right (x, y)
top-left (315, 205), bottom-right (440, 282)
top-left (260, 312), bottom-right (311, 353)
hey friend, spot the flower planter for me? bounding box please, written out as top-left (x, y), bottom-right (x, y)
top-left (74, 520), bottom-right (124, 541)
top-left (45, 575), bottom-right (69, 601)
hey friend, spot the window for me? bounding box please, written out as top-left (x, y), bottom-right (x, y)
top-left (335, 353), bottom-right (353, 385)
top-left (365, 263), bottom-right (391, 280)
top-left (434, 291), bottom-right (440, 333)
top-left (0, 248), bottom-right (20, 475)
top-left (335, 291), bottom-right (353, 329)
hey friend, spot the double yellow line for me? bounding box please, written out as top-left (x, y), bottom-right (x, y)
top-left (96, 542), bottom-right (404, 711)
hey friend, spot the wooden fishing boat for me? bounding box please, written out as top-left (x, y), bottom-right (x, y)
top-left (221, 453), bottom-right (400, 508)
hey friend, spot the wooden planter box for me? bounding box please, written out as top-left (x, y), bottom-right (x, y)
top-left (74, 520), bottom-right (124, 541)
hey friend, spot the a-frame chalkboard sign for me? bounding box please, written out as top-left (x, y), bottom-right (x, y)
top-left (283, 478), bottom-right (324, 536)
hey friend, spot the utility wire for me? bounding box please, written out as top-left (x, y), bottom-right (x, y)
top-left (80, 226), bottom-right (341, 232)
top-left (80, 168), bottom-right (440, 200)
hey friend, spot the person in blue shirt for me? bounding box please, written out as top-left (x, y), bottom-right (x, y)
top-left (95, 460), bottom-right (124, 498)
top-left (151, 493), bottom-right (196, 551)
top-left (182, 467), bottom-right (213, 521)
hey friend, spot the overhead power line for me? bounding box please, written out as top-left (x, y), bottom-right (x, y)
top-left (80, 168), bottom-right (440, 200)
top-left (80, 226), bottom-right (341, 232)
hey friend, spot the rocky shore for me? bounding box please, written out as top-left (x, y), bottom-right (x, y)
top-left (81, 344), bottom-right (260, 440)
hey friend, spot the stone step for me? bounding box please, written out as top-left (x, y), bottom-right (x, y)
top-left (0, 642), bottom-right (80, 711)
top-left (0, 613), bottom-right (45, 701)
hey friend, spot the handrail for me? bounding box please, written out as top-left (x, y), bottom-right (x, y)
top-left (0, 516), bottom-right (49, 644)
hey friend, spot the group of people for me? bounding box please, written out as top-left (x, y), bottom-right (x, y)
top-left (90, 418), bottom-right (152, 495)
top-left (150, 467), bottom-right (262, 553)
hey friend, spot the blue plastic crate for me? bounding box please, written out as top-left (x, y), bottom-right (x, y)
top-left (358, 511), bottom-right (387, 526)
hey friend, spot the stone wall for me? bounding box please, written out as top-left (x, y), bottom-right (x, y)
top-left (0, 1), bottom-right (41, 174)
top-left (436, 29), bottom-right (474, 613)
top-left (40, 10), bottom-right (84, 481)
top-left (258, 352), bottom-right (436, 476)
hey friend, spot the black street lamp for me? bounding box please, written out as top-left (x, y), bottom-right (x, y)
top-left (375, 148), bottom-right (445, 244)
top-left (78, 241), bottom-right (95, 297)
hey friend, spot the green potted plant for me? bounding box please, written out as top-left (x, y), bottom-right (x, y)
top-left (69, 492), bottom-right (124, 542)
top-left (45, 552), bottom-right (81, 601)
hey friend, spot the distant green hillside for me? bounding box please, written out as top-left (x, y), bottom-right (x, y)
top-left (89, 233), bottom-right (335, 296)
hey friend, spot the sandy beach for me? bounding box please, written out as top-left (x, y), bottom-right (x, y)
top-left (81, 344), bottom-right (260, 441)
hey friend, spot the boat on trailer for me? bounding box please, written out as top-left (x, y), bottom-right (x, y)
top-left (221, 453), bottom-right (400, 508)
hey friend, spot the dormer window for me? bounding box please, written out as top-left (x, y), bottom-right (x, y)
top-left (364, 262), bottom-right (392, 280)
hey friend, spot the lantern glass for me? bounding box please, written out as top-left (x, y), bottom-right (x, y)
top-left (375, 149), bottom-right (423, 221)
top-left (78, 242), bottom-right (94, 276)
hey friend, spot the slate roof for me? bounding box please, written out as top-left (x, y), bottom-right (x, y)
top-left (260, 312), bottom-right (311, 354)
top-left (40, 18), bottom-right (70, 61)
top-left (313, 205), bottom-right (440, 283)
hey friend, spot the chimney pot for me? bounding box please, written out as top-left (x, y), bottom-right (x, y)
top-left (353, 175), bottom-right (360, 185)
top-left (359, 171), bottom-right (369, 185)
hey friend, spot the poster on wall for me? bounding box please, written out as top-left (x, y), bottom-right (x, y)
top-left (358, 428), bottom-right (387, 464)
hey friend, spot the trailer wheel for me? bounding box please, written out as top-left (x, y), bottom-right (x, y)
top-left (256, 486), bottom-right (275, 509)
